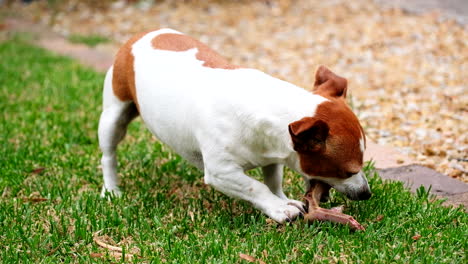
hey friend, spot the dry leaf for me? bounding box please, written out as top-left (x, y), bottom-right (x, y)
top-left (23, 192), bottom-right (48, 203)
top-left (239, 253), bottom-right (266, 264)
top-left (374, 215), bottom-right (384, 222)
top-left (93, 231), bottom-right (123, 252)
top-left (92, 230), bottom-right (140, 261)
top-left (46, 246), bottom-right (60, 256)
top-left (239, 253), bottom-right (256, 262)
top-left (90, 252), bottom-right (103, 258)
top-left (27, 197), bottom-right (48, 203)
top-left (31, 167), bottom-right (45, 174)
top-left (189, 211), bottom-right (194, 222)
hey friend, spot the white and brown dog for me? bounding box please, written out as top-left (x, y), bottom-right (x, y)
top-left (98, 28), bottom-right (371, 223)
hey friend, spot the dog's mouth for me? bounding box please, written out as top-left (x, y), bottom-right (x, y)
top-left (303, 179), bottom-right (366, 231)
top-left (308, 180), bottom-right (331, 203)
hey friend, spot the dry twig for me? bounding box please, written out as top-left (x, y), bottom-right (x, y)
top-left (92, 230), bottom-right (138, 260)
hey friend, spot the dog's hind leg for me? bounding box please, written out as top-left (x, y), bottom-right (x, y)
top-left (98, 66), bottom-right (138, 197)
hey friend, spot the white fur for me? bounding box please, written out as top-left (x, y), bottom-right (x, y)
top-left (98, 29), bottom-right (369, 223)
top-left (360, 137), bottom-right (366, 154)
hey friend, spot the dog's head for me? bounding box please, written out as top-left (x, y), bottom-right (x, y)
top-left (289, 66), bottom-right (371, 200)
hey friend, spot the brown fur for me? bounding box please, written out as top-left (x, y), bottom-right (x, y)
top-left (112, 31), bottom-right (239, 107)
top-left (313, 65), bottom-right (348, 99)
top-left (300, 100), bottom-right (364, 177)
top-left (151, 33), bottom-right (240, 70)
top-left (112, 31), bottom-right (152, 109)
top-left (290, 66), bottom-right (365, 178)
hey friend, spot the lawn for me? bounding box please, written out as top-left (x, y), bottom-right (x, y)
top-left (68, 34), bottom-right (110, 47)
top-left (0, 35), bottom-right (466, 263)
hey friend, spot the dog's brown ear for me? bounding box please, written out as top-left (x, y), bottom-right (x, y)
top-left (313, 66), bottom-right (347, 99)
top-left (288, 117), bottom-right (329, 153)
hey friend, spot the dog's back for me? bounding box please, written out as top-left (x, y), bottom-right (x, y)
top-left (106, 29), bottom-right (325, 167)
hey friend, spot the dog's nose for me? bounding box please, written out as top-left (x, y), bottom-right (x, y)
top-left (357, 191), bottom-right (372, 200)
top-left (346, 190), bottom-right (372, 201)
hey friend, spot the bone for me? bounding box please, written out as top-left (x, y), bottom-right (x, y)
top-left (303, 180), bottom-right (365, 231)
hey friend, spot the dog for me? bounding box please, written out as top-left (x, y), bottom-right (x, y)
top-left (98, 28), bottom-right (371, 223)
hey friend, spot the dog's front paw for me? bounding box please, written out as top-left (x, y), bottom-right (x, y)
top-left (266, 202), bottom-right (304, 224)
top-left (286, 199), bottom-right (307, 213)
top-left (100, 186), bottom-right (122, 198)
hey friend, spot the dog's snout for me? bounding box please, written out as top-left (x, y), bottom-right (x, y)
top-left (347, 189), bottom-right (372, 201)
top-left (358, 190), bottom-right (372, 200)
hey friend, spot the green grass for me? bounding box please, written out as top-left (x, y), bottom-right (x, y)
top-left (68, 34), bottom-right (110, 47)
top-left (0, 35), bottom-right (466, 263)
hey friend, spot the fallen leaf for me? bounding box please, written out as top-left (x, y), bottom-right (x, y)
top-left (189, 211), bottom-right (194, 222)
top-left (412, 234), bottom-right (422, 240)
top-left (93, 231), bottom-right (123, 252)
top-left (92, 230), bottom-right (140, 261)
top-left (27, 197), bottom-right (48, 203)
top-left (46, 246), bottom-right (60, 256)
top-left (239, 253), bottom-right (266, 264)
top-left (374, 215), bottom-right (384, 222)
top-left (90, 253), bottom-right (103, 258)
top-left (239, 253), bottom-right (256, 262)
top-left (23, 192), bottom-right (48, 203)
top-left (31, 167), bottom-right (45, 174)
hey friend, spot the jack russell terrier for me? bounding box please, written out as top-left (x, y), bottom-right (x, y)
top-left (98, 28), bottom-right (371, 223)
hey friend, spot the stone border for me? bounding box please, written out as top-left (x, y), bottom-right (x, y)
top-left (4, 18), bottom-right (467, 210)
top-left (378, 165), bottom-right (468, 209)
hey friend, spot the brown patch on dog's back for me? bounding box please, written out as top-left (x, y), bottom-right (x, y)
top-left (151, 33), bottom-right (240, 70)
top-left (112, 31), bottom-right (151, 109)
top-left (296, 99), bottom-right (365, 178)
